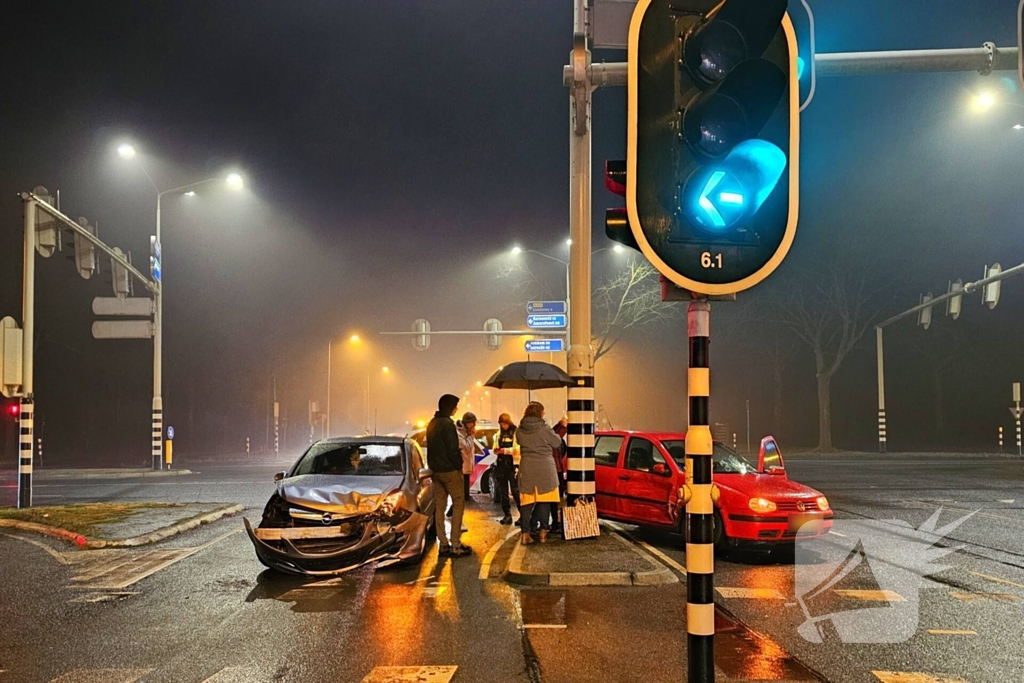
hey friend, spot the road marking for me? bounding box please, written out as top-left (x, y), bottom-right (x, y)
top-left (0, 532), bottom-right (69, 565)
top-left (602, 520), bottom-right (688, 576)
top-left (835, 589), bottom-right (905, 602)
top-left (305, 577), bottom-right (349, 587)
top-left (830, 530), bottom-right (847, 537)
top-left (68, 529), bottom-right (240, 590)
top-left (907, 500), bottom-right (1015, 524)
top-left (361, 666), bottom-right (458, 683)
top-left (716, 587), bottom-right (785, 599)
top-left (871, 672), bottom-right (968, 683)
top-left (49, 669), bottom-right (153, 683)
top-left (927, 629), bottom-right (977, 636)
top-left (967, 571), bottom-right (1024, 589)
top-left (997, 499), bottom-right (1015, 504)
top-left (950, 591), bottom-right (1019, 603)
top-left (479, 528), bottom-right (519, 580)
top-left (278, 588), bottom-right (343, 602)
top-left (68, 592), bottom-right (139, 604)
top-left (200, 667), bottom-right (258, 682)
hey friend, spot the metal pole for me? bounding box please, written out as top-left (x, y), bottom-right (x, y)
top-left (745, 400), bottom-right (750, 455)
top-left (273, 377), bottom-right (279, 457)
top-left (326, 340), bottom-right (332, 438)
top-left (18, 199), bottom-right (36, 508)
top-left (365, 374), bottom-right (370, 435)
top-left (685, 298), bottom-right (714, 683)
top-left (152, 194), bottom-right (163, 470)
top-left (565, 0), bottom-right (597, 509)
top-left (876, 327), bottom-right (887, 454)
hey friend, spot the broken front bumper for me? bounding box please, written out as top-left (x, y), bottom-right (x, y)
top-left (244, 511), bottom-right (429, 576)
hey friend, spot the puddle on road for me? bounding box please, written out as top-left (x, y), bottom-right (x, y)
top-left (520, 589), bottom-right (567, 628)
top-left (714, 611), bottom-right (821, 681)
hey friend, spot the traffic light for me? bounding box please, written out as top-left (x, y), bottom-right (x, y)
top-left (7, 403), bottom-right (19, 420)
top-left (625, 0), bottom-right (799, 295)
top-left (604, 160), bottom-right (639, 251)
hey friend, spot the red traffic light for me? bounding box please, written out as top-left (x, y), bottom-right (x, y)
top-left (7, 404), bottom-right (19, 417)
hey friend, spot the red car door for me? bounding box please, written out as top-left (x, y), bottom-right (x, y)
top-left (617, 436), bottom-right (676, 527)
top-left (593, 433), bottom-right (626, 518)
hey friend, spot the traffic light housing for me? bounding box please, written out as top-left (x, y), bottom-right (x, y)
top-left (626, 0), bottom-right (799, 295)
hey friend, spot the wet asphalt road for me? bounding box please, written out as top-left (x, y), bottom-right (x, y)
top-left (2, 455), bottom-right (1023, 682)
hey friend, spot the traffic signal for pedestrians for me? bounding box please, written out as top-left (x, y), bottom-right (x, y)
top-left (626, 0), bottom-right (799, 295)
top-left (604, 160), bottom-right (639, 252)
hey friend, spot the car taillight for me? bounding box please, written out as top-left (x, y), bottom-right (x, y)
top-left (748, 497), bottom-right (777, 513)
top-left (816, 496), bottom-right (829, 511)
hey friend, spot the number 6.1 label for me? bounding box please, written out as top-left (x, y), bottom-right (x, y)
top-left (700, 252), bottom-right (723, 269)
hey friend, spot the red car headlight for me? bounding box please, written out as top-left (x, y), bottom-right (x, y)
top-left (748, 497), bottom-right (777, 513)
top-left (816, 496), bottom-right (830, 511)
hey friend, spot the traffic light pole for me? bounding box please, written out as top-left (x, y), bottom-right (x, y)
top-left (153, 195), bottom-right (163, 470)
top-left (873, 262), bottom-right (1024, 453)
top-left (685, 298), bottom-right (715, 683)
top-left (18, 199), bottom-right (37, 509)
top-left (564, 0), bottom-right (597, 509)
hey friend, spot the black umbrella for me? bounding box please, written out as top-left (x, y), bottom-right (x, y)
top-left (484, 361), bottom-right (575, 391)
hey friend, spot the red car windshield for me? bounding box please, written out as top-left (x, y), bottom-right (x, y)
top-left (661, 440), bottom-right (757, 474)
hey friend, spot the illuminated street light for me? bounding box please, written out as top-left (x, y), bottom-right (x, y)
top-left (184, 191), bottom-right (196, 197)
top-left (226, 172), bottom-right (244, 189)
top-left (510, 246), bottom-right (523, 256)
top-left (972, 91), bottom-right (997, 112)
top-left (350, 334), bottom-right (360, 343)
top-left (118, 144), bottom-right (137, 159)
top-left (613, 244), bottom-right (624, 253)
top-left (476, 381), bottom-right (482, 387)
top-left (382, 366), bottom-right (390, 373)
top-left (1014, 124), bottom-right (1024, 130)
top-left (566, 238), bottom-right (573, 246)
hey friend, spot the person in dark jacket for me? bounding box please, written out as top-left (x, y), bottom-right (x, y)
top-left (426, 394), bottom-right (471, 556)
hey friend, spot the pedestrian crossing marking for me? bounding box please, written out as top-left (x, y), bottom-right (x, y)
top-left (48, 669), bottom-right (153, 683)
top-left (949, 591), bottom-right (1019, 603)
top-left (715, 587), bottom-right (785, 599)
top-left (834, 589), bottom-right (905, 602)
top-left (872, 672), bottom-right (968, 683)
top-left (361, 666), bottom-right (458, 683)
top-left (69, 548), bottom-right (200, 590)
top-left (927, 630), bottom-right (977, 635)
top-left (200, 666), bottom-right (258, 682)
top-left (967, 571), bottom-right (1024, 589)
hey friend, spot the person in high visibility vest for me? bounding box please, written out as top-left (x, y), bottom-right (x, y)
top-left (493, 413), bottom-right (521, 526)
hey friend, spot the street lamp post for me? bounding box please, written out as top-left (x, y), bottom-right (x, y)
top-left (326, 334), bottom-right (360, 438)
top-left (119, 144), bottom-right (243, 469)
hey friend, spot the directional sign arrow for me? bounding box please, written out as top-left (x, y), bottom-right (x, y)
top-left (697, 171), bottom-right (746, 229)
top-left (1011, 406), bottom-right (1024, 420)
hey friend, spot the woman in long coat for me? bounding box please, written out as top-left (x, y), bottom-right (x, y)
top-left (514, 401), bottom-right (566, 544)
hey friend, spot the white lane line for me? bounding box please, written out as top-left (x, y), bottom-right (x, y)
top-left (872, 672), bottom-right (969, 683)
top-left (998, 499), bottom-right (1015, 504)
top-left (0, 532), bottom-right (69, 565)
top-left (48, 669), bottom-right (153, 683)
top-left (361, 666), bottom-right (458, 683)
top-left (967, 570), bottom-right (1024, 590)
top-left (830, 530), bottom-right (847, 538)
top-left (716, 587), bottom-right (785, 599)
top-left (479, 528), bottom-right (519, 580)
top-left (603, 521), bottom-right (687, 577)
top-left (200, 666), bottom-right (258, 682)
top-left (927, 629), bottom-right (977, 636)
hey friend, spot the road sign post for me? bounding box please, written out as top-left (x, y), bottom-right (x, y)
top-left (1013, 383), bottom-right (1022, 457)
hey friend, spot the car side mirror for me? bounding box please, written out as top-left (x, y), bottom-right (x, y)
top-left (652, 463), bottom-right (669, 476)
top-left (418, 468), bottom-right (433, 481)
top-left (274, 471), bottom-right (286, 482)
top-left (767, 466), bottom-right (786, 476)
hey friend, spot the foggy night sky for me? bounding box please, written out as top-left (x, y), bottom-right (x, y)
top-left (1, 0), bottom-right (1022, 465)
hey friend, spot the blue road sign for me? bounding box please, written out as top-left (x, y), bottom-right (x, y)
top-left (527, 314), bottom-right (567, 329)
top-left (525, 339), bottom-right (564, 353)
top-left (528, 301), bottom-right (567, 315)
top-left (150, 256), bottom-right (162, 283)
top-left (166, 426), bottom-right (175, 440)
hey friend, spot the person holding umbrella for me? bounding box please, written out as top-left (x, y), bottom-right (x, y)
top-left (514, 401), bottom-right (567, 544)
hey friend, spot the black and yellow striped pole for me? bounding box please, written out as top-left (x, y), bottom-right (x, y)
top-left (685, 298), bottom-right (714, 682)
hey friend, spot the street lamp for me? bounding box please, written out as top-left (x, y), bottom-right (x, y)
top-left (119, 142), bottom-right (244, 469)
top-left (972, 91), bottom-right (996, 112)
top-left (326, 333), bottom-right (362, 437)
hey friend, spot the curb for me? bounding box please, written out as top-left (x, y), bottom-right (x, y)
top-left (503, 527), bottom-right (678, 587)
top-left (34, 469), bottom-right (193, 480)
top-left (85, 503), bottom-right (245, 548)
top-left (0, 519), bottom-right (88, 547)
top-left (0, 503), bottom-right (244, 549)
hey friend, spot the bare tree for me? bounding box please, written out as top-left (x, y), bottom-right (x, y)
top-left (765, 260), bottom-right (886, 452)
top-left (592, 257), bottom-right (677, 361)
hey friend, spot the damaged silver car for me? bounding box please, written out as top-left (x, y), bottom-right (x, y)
top-left (245, 436), bottom-right (435, 575)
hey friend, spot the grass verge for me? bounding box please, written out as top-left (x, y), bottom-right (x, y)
top-left (0, 502), bottom-right (181, 537)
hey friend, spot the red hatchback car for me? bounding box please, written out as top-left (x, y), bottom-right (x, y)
top-left (587, 431), bottom-right (833, 547)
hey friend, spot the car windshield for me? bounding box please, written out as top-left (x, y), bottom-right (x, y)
top-left (661, 440), bottom-right (757, 475)
top-left (291, 442), bottom-right (404, 477)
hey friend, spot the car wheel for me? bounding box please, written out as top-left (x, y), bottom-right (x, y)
top-left (713, 508), bottom-right (726, 548)
top-left (480, 468), bottom-right (492, 495)
top-left (488, 470), bottom-right (500, 505)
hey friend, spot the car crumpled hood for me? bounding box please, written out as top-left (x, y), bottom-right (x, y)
top-left (278, 473), bottom-right (404, 516)
top-left (723, 472), bottom-right (822, 499)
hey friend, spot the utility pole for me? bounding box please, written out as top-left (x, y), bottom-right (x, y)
top-left (564, 0), bottom-right (598, 514)
top-left (18, 198), bottom-right (36, 509)
top-left (273, 377), bottom-right (279, 458)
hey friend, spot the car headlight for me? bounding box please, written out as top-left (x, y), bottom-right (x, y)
top-left (748, 497), bottom-right (777, 513)
top-left (816, 496), bottom-right (830, 511)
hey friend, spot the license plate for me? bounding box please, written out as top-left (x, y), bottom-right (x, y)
top-left (788, 513), bottom-right (823, 533)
